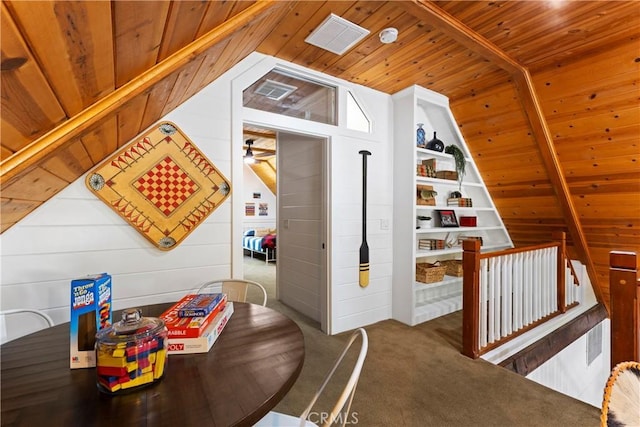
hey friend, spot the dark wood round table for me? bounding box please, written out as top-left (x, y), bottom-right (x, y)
top-left (1, 302), bottom-right (305, 427)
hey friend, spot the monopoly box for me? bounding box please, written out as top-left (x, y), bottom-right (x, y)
top-left (167, 302), bottom-right (234, 354)
top-left (70, 273), bottom-right (112, 369)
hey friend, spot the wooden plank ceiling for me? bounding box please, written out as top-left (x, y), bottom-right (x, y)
top-left (1, 1), bottom-right (638, 311)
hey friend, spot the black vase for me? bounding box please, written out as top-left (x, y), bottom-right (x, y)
top-left (426, 132), bottom-right (444, 152)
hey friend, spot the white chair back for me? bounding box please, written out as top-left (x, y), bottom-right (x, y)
top-left (254, 327), bottom-right (369, 427)
top-left (197, 279), bottom-right (268, 306)
top-left (0, 309), bottom-right (55, 345)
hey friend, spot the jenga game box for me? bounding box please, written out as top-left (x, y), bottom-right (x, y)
top-left (70, 273), bottom-right (112, 369)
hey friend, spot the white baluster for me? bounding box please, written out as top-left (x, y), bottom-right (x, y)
top-left (488, 257), bottom-right (496, 344)
top-left (504, 254), bottom-right (512, 336)
top-left (479, 259), bottom-right (488, 348)
top-left (550, 247), bottom-right (558, 314)
top-left (513, 252), bottom-right (522, 331)
top-left (524, 251), bottom-right (532, 326)
top-left (493, 257), bottom-right (504, 338)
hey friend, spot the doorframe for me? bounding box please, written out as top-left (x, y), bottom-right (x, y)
top-left (231, 60), bottom-right (336, 333)
top-left (240, 119), bottom-right (331, 334)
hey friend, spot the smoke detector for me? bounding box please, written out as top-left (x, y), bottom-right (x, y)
top-left (379, 28), bottom-right (398, 44)
top-left (305, 14), bottom-right (370, 55)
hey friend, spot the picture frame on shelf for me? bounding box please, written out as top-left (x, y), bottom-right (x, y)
top-left (437, 209), bottom-right (459, 227)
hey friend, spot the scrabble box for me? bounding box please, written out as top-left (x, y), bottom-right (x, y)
top-left (70, 273), bottom-right (112, 369)
top-left (167, 302), bottom-right (234, 354)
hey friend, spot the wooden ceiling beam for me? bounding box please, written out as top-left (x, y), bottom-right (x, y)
top-left (402, 0), bottom-right (604, 306)
top-left (0, 0), bottom-right (282, 186)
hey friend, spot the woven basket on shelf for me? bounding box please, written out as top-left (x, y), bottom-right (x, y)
top-left (415, 262), bottom-right (447, 284)
top-left (441, 259), bottom-right (463, 277)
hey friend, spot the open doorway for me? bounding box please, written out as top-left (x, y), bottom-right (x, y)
top-left (241, 126), bottom-right (278, 304)
top-left (241, 124), bottom-right (328, 332)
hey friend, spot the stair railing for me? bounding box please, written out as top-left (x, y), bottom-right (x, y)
top-left (462, 232), bottom-right (581, 359)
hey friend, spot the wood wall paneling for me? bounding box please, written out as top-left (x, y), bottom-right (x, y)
top-left (161, 59), bottom-right (204, 118)
top-left (5, 1), bottom-right (115, 116)
top-left (140, 75), bottom-right (180, 132)
top-left (179, 40), bottom-right (231, 102)
top-left (1, 3), bottom-right (66, 153)
top-left (0, 198), bottom-right (41, 233)
top-left (0, 167), bottom-right (68, 202)
top-left (80, 117), bottom-right (118, 165)
top-left (113, 1), bottom-right (170, 88)
top-left (40, 139), bottom-right (93, 183)
top-left (116, 95), bottom-right (148, 148)
top-left (157, 0), bottom-right (210, 62)
top-left (197, 1), bottom-right (245, 38)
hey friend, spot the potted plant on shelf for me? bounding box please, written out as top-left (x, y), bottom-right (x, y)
top-left (444, 144), bottom-right (466, 191)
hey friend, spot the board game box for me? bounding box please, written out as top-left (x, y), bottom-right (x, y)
top-left (167, 302), bottom-right (234, 354)
top-left (160, 293), bottom-right (227, 338)
top-left (70, 273), bottom-right (112, 369)
top-left (177, 293), bottom-right (224, 317)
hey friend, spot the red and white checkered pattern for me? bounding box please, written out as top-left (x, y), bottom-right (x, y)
top-left (135, 156), bottom-right (199, 216)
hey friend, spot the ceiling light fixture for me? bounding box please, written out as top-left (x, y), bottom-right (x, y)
top-left (379, 27), bottom-right (398, 44)
top-left (244, 139), bottom-right (255, 164)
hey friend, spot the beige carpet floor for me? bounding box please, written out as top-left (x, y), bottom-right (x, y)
top-left (243, 257), bottom-right (601, 427)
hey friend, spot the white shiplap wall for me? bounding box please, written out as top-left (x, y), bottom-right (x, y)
top-left (526, 320), bottom-right (610, 408)
top-left (234, 54), bottom-right (394, 334)
top-left (0, 52), bottom-right (394, 337)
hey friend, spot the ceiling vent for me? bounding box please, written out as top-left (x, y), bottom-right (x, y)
top-left (255, 79), bottom-right (298, 101)
top-left (305, 13), bottom-right (370, 55)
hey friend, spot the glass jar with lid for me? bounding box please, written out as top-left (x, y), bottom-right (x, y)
top-left (95, 308), bottom-right (168, 394)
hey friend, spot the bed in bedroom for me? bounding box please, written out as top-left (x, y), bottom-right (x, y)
top-left (242, 228), bottom-right (276, 263)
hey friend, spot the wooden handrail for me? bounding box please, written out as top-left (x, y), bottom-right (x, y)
top-left (462, 233), bottom-right (582, 358)
top-left (476, 241), bottom-right (559, 260)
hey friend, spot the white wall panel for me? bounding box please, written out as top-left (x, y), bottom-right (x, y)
top-left (526, 320), bottom-right (611, 408)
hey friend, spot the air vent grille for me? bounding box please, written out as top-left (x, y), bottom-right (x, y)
top-left (255, 80), bottom-right (298, 101)
top-left (586, 323), bottom-right (602, 365)
top-left (305, 13), bottom-right (370, 55)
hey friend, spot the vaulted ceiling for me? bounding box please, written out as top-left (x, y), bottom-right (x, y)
top-left (2, 1), bottom-right (638, 311)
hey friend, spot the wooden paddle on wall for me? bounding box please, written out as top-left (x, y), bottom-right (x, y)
top-left (359, 150), bottom-right (371, 288)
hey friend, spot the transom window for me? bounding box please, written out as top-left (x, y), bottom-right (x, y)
top-left (243, 69), bottom-right (336, 125)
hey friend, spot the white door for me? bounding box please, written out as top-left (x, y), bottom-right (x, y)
top-left (277, 132), bottom-right (327, 331)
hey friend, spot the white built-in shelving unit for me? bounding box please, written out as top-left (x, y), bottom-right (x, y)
top-left (392, 85), bottom-right (513, 326)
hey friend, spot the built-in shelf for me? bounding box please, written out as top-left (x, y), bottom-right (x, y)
top-left (392, 84), bottom-right (514, 326)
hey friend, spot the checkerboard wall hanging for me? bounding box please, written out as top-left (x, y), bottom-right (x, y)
top-left (86, 121), bottom-right (231, 250)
